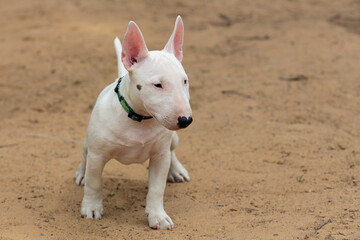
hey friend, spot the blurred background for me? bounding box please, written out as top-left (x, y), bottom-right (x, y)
top-left (0, 0), bottom-right (360, 239)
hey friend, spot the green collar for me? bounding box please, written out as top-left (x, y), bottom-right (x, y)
top-left (114, 77), bottom-right (153, 122)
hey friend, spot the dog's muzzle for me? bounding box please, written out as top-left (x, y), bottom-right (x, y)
top-left (177, 116), bottom-right (193, 129)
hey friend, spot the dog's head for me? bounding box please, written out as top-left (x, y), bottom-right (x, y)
top-left (121, 16), bottom-right (192, 130)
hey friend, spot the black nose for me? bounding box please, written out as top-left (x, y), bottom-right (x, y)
top-left (177, 116), bottom-right (193, 129)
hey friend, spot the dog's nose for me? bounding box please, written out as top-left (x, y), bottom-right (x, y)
top-left (177, 116), bottom-right (193, 129)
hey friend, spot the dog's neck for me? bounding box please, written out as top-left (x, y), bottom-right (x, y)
top-left (118, 74), bottom-right (151, 117)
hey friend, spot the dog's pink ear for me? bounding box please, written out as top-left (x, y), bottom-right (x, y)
top-left (122, 21), bottom-right (148, 70)
top-left (164, 16), bottom-right (184, 62)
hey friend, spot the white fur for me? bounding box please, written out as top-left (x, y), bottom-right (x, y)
top-left (113, 37), bottom-right (127, 78)
top-left (75, 16), bottom-right (191, 230)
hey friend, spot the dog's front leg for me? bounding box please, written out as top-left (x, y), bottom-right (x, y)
top-left (81, 151), bottom-right (107, 220)
top-left (146, 151), bottom-right (174, 230)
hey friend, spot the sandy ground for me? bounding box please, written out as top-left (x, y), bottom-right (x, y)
top-left (1, 0), bottom-right (360, 239)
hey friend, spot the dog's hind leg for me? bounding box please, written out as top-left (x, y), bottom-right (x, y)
top-left (75, 139), bottom-right (87, 186)
top-left (167, 133), bottom-right (190, 183)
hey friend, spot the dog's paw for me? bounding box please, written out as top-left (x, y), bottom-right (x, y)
top-left (167, 163), bottom-right (190, 183)
top-left (74, 170), bottom-right (85, 186)
top-left (147, 210), bottom-right (174, 230)
top-left (81, 199), bottom-right (103, 220)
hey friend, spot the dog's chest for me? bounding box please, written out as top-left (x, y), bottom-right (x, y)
top-left (109, 125), bottom-right (172, 164)
top-left (111, 143), bottom-right (153, 164)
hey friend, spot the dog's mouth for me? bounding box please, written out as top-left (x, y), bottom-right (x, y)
top-left (143, 104), bottom-right (183, 130)
top-left (151, 113), bottom-right (179, 131)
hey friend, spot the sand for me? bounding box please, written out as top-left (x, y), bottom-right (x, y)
top-left (1, 0), bottom-right (360, 239)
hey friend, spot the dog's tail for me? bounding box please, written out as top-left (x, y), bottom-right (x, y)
top-left (114, 37), bottom-right (128, 78)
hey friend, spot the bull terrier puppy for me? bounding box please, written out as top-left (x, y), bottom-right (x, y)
top-left (75, 16), bottom-right (192, 230)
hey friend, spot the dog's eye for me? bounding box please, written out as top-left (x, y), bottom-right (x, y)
top-left (154, 83), bottom-right (162, 88)
top-left (184, 79), bottom-right (187, 85)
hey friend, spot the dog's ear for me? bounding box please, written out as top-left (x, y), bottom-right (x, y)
top-left (164, 16), bottom-right (184, 62)
top-left (122, 21), bottom-right (149, 70)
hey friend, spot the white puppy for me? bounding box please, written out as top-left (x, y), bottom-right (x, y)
top-left (75, 16), bottom-right (192, 230)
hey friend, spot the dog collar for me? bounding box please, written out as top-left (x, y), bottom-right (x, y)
top-left (114, 77), bottom-right (153, 122)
